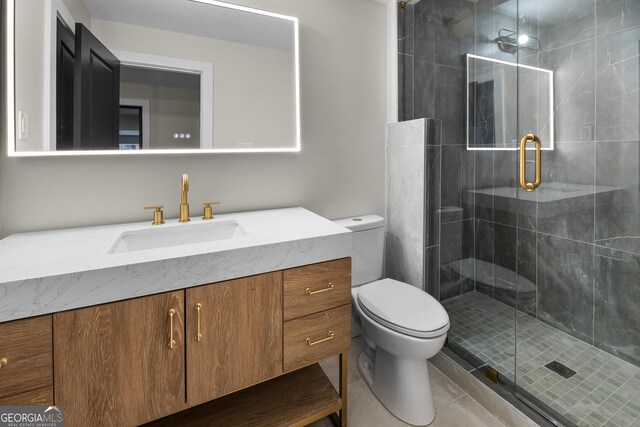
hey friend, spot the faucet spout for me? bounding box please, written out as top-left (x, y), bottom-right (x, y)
top-left (179, 174), bottom-right (190, 222)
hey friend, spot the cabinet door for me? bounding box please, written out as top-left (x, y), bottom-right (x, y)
top-left (54, 291), bottom-right (185, 427)
top-left (186, 272), bottom-right (283, 405)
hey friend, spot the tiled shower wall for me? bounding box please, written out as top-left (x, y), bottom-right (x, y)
top-left (398, 0), bottom-right (640, 367)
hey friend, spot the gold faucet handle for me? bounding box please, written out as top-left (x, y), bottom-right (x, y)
top-left (144, 205), bottom-right (165, 225)
top-left (203, 202), bottom-right (221, 220)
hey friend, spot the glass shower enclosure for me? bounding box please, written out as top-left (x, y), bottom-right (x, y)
top-left (398, 0), bottom-right (640, 425)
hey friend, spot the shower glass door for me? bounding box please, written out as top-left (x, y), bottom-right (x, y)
top-left (399, 0), bottom-right (640, 424)
top-left (513, 1), bottom-right (640, 425)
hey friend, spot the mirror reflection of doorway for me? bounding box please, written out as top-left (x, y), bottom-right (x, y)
top-left (118, 106), bottom-right (143, 150)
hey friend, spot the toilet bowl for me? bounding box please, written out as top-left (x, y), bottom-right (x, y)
top-left (334, 215), bottom-right (450, 426)
top-left (352, 279), bottom-right (449, 426)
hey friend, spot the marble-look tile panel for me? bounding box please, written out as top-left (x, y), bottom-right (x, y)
top-left (461, 147), bottom-right (475, 220)
top-left (425, 245), bottom-right (440, 299)
top-left (425, 118), bottom-right (442, 146)
top-left (386, 234), bottom-right (424, 290)
top-left (595, 0), bottom-right (640, 37)
top-left (414, 60), bottom-right (435, 121)
top-left (426, 145), bottom-right (441, 247)
top-left (491, 151), bottom-right (521, 229)
top-left (386, 118), bottom-right (425, 147)
top-left (595, 141), bottom-right (640, 254)
top-left (595, 27), bottom-right (640, 142)
top-left (473, 0), bottom-right (499, 59)
top-left (475, 219), bottom-right (495, 298)
top-left (386, 143), bottom-right (425, 248)
top-left (517, 228), bottom-right (537, 316)
top-left (492, 223), bottom-right (517, 307)
top-left (439, 220), bottom-right (463, 300)
top-left (538, 143), bottom-right (595, 243)
top-left (594, 246), bottom-right (640, 366)
top-left (398, 53), bottom-right (414, 121)
top-left (461, 220), bottom-right (475, 295)
top-left (537, 234), bottom-right (594, 343)
top-left (397, 2), bottom-right (414, 55)
top-left (413, 0), bottom-right (435, 63)
top-left (439, 219), bottom-right (474, 300)
top-left (440, 145), bottom-right (463, 209)
top-left (432, 0), bottom-right (474, 69)
top-left (536, 0), bottom-right (595, 53)
top-left (434, 64), bottom-right (465, 145)
top-left (538, 39), bottom-right (596, 143)
top-left (472, 151), bottom-right (495, 223)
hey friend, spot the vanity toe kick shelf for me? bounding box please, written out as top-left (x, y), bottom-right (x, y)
top-left (144, 363), bottom-right (340, 427)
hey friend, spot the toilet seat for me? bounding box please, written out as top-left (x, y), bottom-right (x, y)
top-left (356, 279), bottom-right (450, 339)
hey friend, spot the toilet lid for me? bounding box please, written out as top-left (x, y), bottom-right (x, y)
top-left (357, 279), bottom-right (449, 338)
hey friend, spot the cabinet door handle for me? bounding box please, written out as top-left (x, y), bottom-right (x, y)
top-left (306, 331), bottom-right (334, 346)
top-left (0, 357), bottom-right (7, 368)
top-left (305, 283), bottom-right (334, 295)
top-left (168, 309), bottom-right (176, 349)
top-left (195, 303), bottom-right (202, 342)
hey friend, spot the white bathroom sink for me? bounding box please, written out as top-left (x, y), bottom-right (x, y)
top-left (109, 220), bottom-right (248, 254)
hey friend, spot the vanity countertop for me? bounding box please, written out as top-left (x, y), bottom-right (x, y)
top-left (0, 207), bottom-right (352, 322)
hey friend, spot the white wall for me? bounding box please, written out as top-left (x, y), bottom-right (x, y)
top-left (14, 0), bottom-right (45, 152)
top-left (0, 0), bottom-right (387, 237)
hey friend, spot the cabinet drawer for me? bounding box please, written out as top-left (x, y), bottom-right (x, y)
top-left (283, 258), bottom-right (351, 321)
top-left (284, 304), bottom-right (351, 372)
top-left (0, 387), bottom-right (53, 406)
top-left (0, 316), bottom-right (53, 399)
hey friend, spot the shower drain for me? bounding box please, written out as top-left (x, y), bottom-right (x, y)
top-left (545, 361), bottom-right (576, 379)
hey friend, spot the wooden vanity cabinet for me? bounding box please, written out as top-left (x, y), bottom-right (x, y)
top-left (185, 272), bottom-right (283, 405)
top-left (53, 291), bottom-right (185, 427)
top-left (30, 258), bottom-right (350, 427)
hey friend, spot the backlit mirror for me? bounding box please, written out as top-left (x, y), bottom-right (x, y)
top-left (8, 0), bottom-right (300, 155)
top-left (467, 54), bottom-right (553, 150)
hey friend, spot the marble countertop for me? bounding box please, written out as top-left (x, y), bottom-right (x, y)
top-left (0, 207), bottom-right (352, 322)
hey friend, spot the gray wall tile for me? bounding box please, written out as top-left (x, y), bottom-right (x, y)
top-left (594, 246), bottom-right (640, 365)
top-left (537, 234), bottom-right (594, 343)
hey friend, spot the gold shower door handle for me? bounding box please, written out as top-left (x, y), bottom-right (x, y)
top-left (519, 134), bottom-right (542, 192)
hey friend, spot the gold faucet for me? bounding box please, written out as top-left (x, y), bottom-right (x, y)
top-left (179, 174), bottom-right (190, 223)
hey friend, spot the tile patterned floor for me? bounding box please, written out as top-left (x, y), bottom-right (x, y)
top-left (443, 291), bottom-right (640, 427)
top-left (311, 337), bottom-right (507, 427)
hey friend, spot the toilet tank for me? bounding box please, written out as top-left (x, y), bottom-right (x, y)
top-left (334, 215), bottom-right (385, 287)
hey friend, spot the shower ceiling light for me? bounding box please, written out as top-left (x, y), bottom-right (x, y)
top-left (495, 29), bottom-right (540, 54)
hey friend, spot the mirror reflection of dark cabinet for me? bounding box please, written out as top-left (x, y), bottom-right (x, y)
top-left (56, 18), bottom-right (75, 150)
top-left (56, 23), bottom-right (120, 150)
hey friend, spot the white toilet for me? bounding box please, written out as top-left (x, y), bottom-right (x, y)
top-left (335, 215), bottom-right (450, 426)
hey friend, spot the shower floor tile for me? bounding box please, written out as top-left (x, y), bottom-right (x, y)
top-left (443, 291), bottom-right (640, 427)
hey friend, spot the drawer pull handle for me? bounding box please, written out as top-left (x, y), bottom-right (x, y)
top-left (0, 357), bottom-right (7, 368)
top-left (306, 331), bottom-right (334, 346)
top-left (168, 309), bottom-right (176, 349)
top-left (195, 303), bottom-right (202, 342)
top-left (306, 283), bottom-right (334, 295)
